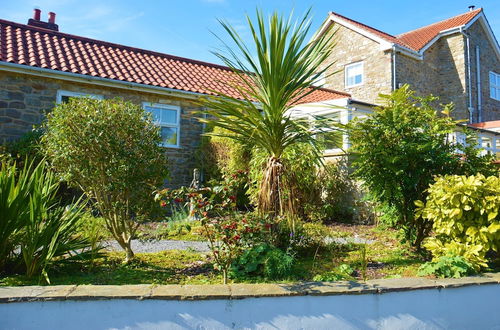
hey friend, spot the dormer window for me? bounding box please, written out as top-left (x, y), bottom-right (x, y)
top-left (345, 62), bottom-right (364, 88)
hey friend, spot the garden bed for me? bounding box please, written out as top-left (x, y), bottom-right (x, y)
top-left (1, 224), bottom-right (456, 287)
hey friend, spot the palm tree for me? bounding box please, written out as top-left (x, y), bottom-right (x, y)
top-left (200, 9), bottom-right (335, 217)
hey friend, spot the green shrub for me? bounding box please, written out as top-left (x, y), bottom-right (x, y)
top-left (0, 160), bottom-right (32, 271)
top-left (231, 243), bottom-right (294, 280)
top-left (313, 160), bottom-right (375, 224)
top-left (313, 264), bottom-right (354, 281)
top-left (347, 85), bottom-right (495, 249)
top-left (416, 174), bottom-right (500, 269)
top-left (418, 256), bottom-right (476, 278)
top-left (197, 125), bottom-right (252, 182)
top-left (0, 159), bottom-right (95, 281)
top-left (77, 213), bottom-right (107, 266)
top-left (42, 97), bottom-right (169, 262)
top-left (3, 129), bottom-right (44, 164)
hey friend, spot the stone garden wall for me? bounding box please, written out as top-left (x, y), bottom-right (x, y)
top-left (0, 71), bottom-right (204, 187)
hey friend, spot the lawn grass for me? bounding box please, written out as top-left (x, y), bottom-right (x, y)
top-left (0, 223), bottom-right (434, 286)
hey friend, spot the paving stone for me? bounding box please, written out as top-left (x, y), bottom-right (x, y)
top-left (0, 285), bottom-right (75, 303)
top-left (151, 284), bottom-right (231, 300)
top-left (295, 281), bottom-right (378, 296)
top-left (368, 277), bottom-right (438, 293)
top-left (67, 284), bottom-right (152, 300)
top-left (434, 275), bottom-right (499, 288)
top-left (230, 283), bottom-right (302, 299)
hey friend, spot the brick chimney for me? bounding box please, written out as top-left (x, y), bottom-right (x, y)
top-left (27, 8), bottom-right (59, 31)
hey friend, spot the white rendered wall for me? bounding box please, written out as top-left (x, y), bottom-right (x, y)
top-left (1, 284), bottom-right (499, 330)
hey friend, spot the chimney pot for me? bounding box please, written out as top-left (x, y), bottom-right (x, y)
top-left (33, 8), bottom-right (41, 21)
top-left (468, 5), bottom-right (475, 11)
top-left (48, 12), bottom-right (56, 24)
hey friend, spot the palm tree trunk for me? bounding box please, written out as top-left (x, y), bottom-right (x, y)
top-left (259, 156), bottom-right (287, 217)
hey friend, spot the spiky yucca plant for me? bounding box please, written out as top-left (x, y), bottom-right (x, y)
top-left (200, 9), bottom-right (335, 217)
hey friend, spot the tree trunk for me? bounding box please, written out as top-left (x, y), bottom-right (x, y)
top-left (222, 269), bottom-right (228, 285)
top-left (124, 240), bottom-right (134, 263)
top-left (258, 156), bottom-right (284, 217)
top-left (114, 235), bottom-right (135, 263)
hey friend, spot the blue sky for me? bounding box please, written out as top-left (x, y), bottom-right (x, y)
top-left (3, 0), bottom-right (500, 65)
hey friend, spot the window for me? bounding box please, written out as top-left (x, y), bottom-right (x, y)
top-left (345, 62), bottom-right (364, 88)
top-left (143, 102), bottom-right (180, 147)
top-left (490, 71), bottom-right (500, 101)
top-left (312, 111), bottom-right (344, 151)
top-left (56, 90), bottom-right (102, 103)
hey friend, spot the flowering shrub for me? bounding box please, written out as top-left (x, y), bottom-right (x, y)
top-left (155, 170), bottom-right (248, 219)
top-left (203, 215), bottom-right (271, 283)
top-left (155, 171), bottom-right (272, 283)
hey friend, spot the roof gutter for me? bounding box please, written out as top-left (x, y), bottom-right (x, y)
top-left (0, 61), bottom-right (204, 100)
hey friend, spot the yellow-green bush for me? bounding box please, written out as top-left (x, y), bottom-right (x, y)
top-left (416, 174), bottom-right (500, 269)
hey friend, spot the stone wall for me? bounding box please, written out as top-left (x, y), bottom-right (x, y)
top-left (1, 274), bottom-right (499, 330)
top-left (0, 71), bottom-right (204, 187)
top-left (395, 34), bottom-right (469, 120)
top-left (467, 20), bottom-right (500, 122)
top-left (322, 23), bottom-right (393, 104)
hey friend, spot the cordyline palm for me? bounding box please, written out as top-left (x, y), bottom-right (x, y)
top-left (199, 9), bottom-right (335, 217)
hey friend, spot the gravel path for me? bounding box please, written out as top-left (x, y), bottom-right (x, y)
top-left (104, 239), bottom-right (211, 253)
top-left (104, 235), bottom-right (374, 254)
top-left (324, 236), bottom-right (375, 245)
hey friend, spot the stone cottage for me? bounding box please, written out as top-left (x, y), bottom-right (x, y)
top-left (1, 8), bottom-right (499, 184)
top-left (0, 9), bottom-right (352, 186)
top-left (316, 6), bottom-right (500, 122)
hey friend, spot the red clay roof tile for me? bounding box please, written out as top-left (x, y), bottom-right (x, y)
top-left (0, 18), bottom-right (348, 104)
top-left (329, 8), bottom-right (482, 51)
top-left (397, 8), bottom-right (482, 51)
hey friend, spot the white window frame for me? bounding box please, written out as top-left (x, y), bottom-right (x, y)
top-left (56, 90), bottom-right (103, 104)
top-left (345, 61), bottom-right (364, 88)
top-left (490, 71), bottom-right (500, 101)
top-left (142, 102), bottom-right (181, 148)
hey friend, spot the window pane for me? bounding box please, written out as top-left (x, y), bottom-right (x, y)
top-left (490, 72), bottom-right (496, 85)
top-left (346, 63), bottom-right (363, 86)
top-left (492, 87), bottom-right (497, 99)
top-left (160, 109), bottom-right (177, 124)
top-left (160, 127), bottom-right (178, 146)
top-left (482, 136), bottom-right (492, 148)
top-left (61, 95), bottom-right (71, 103)
top-left (317, 130), bottom-right (343, 150)
top-left (148, 108), bottom-right (161, 123)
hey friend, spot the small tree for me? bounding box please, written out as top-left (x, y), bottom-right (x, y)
top-left (42, 98), bottom-right (169, 262)
top-left (199, 9), bottom-right (335, 218)
top-left (347, 85), bottom-right (495, 249)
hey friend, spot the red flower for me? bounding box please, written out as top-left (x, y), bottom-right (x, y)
top-left (229, 195), bottom-right (236, 201)
top-left (160, 201), bottom-right (167, 207)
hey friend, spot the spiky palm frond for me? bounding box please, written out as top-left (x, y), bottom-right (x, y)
top-left (199, 9), bottom-right (336, 215)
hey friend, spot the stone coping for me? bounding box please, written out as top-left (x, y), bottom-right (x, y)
top-left (0, 273), bottom-right (499, 303)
